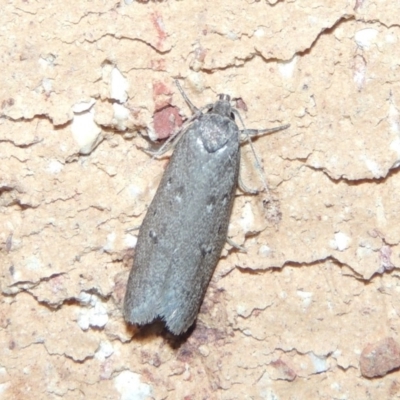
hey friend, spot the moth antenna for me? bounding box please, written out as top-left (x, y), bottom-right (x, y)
top-left (175, 80), bottom-right (199, 114)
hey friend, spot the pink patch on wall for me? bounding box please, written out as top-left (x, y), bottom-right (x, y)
top-left (153, 106), bottom-right (183, 140)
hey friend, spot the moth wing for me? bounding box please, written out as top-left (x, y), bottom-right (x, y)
top-left (157, 119), bottom-right (240, 334)
top-left (124, 116), bottom-right (240, 334)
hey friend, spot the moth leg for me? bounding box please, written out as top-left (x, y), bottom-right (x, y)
top-left (227, 237), bottom-right (247, 253)
top-left (144, 124), bottom-right (191, 157)
top-left (238, 174), bottom-right (259, 195)
top-left (145, 107), bottom-right (210, 158)
top-left (145, 81), bottom-right (216, 159)
top-left (239, 124), bottom-right (290, 142)
top-left (125, 225), bottom-right (141, 233)
top-left (238, 123), bottom-right (290, 193)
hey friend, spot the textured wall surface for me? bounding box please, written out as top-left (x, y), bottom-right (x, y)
top-left (2, 0), bottom-right (400, 399)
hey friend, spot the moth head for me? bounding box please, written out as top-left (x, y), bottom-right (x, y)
top-left (211, 94), bottom-right (235, 120)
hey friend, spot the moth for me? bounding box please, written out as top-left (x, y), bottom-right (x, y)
top-left (123, 82), bottom-right (289, 335)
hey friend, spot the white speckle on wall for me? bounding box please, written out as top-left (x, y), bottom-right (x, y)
top-left (296, 290), bottom-right (313, 309)
top-left (114, 371), bottom-right (152, 400)
top-left (46, 159), bottom-right (64, 174)
top-left (278, 56), bottom-right (297, 79)
top-left (309, 352), bottom-right (328, 373)
top-left (330, 232), bottom-right (351, 251)
top-left (71, 99), bottom-right (102, 154)
top-left (77, 293), bottom-right (109, 330)
top-left (95, 340), bottom-right (114, 361)
top-left (110, 67), bottom-right (129, 103)
top-left (354, 28), bottom-right (378, 49)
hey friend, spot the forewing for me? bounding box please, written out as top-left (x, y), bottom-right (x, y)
top-left (158, 116), bottom-right (240, 334)
top-left (124, 115), bottom-right (240, 334)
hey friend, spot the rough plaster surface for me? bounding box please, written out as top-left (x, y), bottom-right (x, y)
top-left (2, 0), bottom-right (400, 399)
